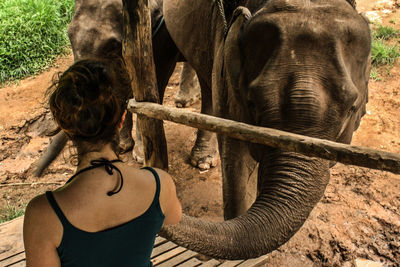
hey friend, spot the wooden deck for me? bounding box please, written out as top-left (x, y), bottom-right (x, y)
top-left (0, 217), bottom-right (268, 266)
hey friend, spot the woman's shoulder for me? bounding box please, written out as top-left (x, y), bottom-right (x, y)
top-left (25, 193), bottom-right (51, 218)
top-left (142, 167), bottom-right (182, 225)
top-left (24, 193), bottom-right (61, 227)
top-left (139, 167), bottom-right (175, 190)
top-left (23, 193), bottom-right (63, 247)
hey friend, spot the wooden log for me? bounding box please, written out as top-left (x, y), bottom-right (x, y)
top-left (128, 100), bottom-right (400, 174)
top-left (122, 0), bottom-right (168, 169)
top-left (0, 182), bottom-right (63, 188)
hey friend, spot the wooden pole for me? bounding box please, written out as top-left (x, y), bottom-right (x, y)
top-left (122, 0), bottom-right (168, 169)
top-left (128, 100), bottom-right (400, 174)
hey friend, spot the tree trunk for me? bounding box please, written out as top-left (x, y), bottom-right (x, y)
top-left (122, 0), bottom-right (168, 169)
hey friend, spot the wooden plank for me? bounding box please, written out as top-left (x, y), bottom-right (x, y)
top-left (154, 236), bottom-right (168, 247)
top-left (175, 257), bottom-right (203, 267)
top-left (0, 250), bottom-right (24, 263)
top-left (0, 252), bottom-right (25, 266)
top-left (236, 255), bottom-right (269, 266)
top-left (218, 260), bottom-right (245, 267)
top-left (199, 259), bottom-right (221, 266)
top-left (128, 101), bottom-right (400, 174)
top-left (152, 246), bottom-right (186, 265)
top-left (157, 250), bottom-right (198, 267)
top-left (151, 242), bottom-right (178, 258)
top-left (0, 217), bottom-right (24, 261)
top-left (8, 260), bottom-right (26, 267)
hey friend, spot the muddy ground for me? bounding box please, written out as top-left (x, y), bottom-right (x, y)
top-left (0, 0), bottom-right (399, 266)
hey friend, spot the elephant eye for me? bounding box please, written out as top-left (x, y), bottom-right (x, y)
top-left (101, 38), bottom-right (122, 56)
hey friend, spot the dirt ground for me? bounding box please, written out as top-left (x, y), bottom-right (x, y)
top-left (1, 0), bottom-right (400, 266)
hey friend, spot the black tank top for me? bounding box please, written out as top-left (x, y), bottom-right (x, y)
top-left (45, 164), bottom-right (165, 267)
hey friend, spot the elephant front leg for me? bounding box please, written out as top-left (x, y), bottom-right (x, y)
top-left (190, 77), bottom-right (218, 170)
top-left (220, 136), bottom-right (258, 219)
top-left (119, 111), bottom-right (134, 153)
top-left (175, 62), bottom-right (201, 108)
top-left (190, 129), bottom-right (218, 170)
top-left (132, 119), bottom-right (144, 163)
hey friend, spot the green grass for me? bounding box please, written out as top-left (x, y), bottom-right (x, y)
top-left (370, 23), bottom-right (400, 80)
top-left (369, 68), bottom-right (381, 81)
top-left (372, 24), bottom-right (399, 40)
top-left (371, 39), bottom-right (400, 66)
top-left (0, 203), bottom-right (25, 223)
top-left (0, 0), bottom-right (74, 84)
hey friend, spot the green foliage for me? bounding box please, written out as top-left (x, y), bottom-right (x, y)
top-left (372, 24), bottom-right (399, 40)
top-left (370, 23), bottom-right (400, 79)
top-left (0, 203), bottom-right (25, 223)
top-left (0, 0), bottom-right (74, 84)
top-left (371, 39), bottom-right (400, 66)
top-left (369, 68), bottom-right (380, 81)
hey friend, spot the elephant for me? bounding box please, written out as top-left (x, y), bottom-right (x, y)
top-left (34, 0), bottom-right (207, 176)
top-left (158, 0), bottom-right (371, 259)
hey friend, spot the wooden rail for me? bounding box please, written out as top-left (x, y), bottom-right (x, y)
top-left (128, 100), bottom-right (400, 174)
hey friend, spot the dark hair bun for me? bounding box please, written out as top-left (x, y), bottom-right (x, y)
top-left (48, 58), bottom-right (131, 145)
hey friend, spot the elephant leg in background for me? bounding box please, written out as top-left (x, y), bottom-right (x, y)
top-left (219, 136), bottom-right (258, 219)
top-left (175, 62), bottom-right (201, 108)
top-left (190, 76), bottom-right (218, 170)
top-left (132, 119), bottom-right (144, 163)
top-left (33, 131), bottom-right (68, 177)
top-left (119, 110), bottom-right (134, 153)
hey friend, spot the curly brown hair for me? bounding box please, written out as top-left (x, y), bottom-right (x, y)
top-left (47, 57), bottom-right (132, 157)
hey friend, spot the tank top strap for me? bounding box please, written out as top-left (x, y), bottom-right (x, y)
top-left (45, 191), bottom-right (71, 228)
top-left (141, 167), bottom-right (161, 207)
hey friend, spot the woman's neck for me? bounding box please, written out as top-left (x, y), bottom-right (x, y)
top-left (76, 144), bottom-right (119, 171)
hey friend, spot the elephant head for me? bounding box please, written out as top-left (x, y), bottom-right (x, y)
top-left (67, 0), bottom-right (164, 60)
top-left (161, 0), bottom-right (371, 259)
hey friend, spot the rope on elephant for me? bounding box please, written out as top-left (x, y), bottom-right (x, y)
top-left (128, 100), bottom-right (400, 175)
top-left (215, 0), bottom-right (228, 35)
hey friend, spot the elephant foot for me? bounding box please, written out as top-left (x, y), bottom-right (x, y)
top-left (190, 144), bottom-right (218, 171)
top-left (119, 137), bottom-right (134, 154)
top-left (175, 95), bottom-right (200, 108)
top-left (175, 92), bottom-right (201, 108)
top-left (132, 150), bottom-right (144, 164)
top-left (132, 139), bottom-right (144, 164)
top-left (190, 155), bottom-right (218, 170)
top-left (119, 112), bottom-right (134, 153)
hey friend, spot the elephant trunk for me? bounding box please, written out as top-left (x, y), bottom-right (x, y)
top-left (34, 131), bottom-right (68, 177)
top-left (160, 150), bottom-right (330, 259)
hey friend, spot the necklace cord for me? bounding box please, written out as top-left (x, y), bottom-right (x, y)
top-left (66, 158), bottom-right (123, 196)
top-left (90, 159), bottom-right (123, 196)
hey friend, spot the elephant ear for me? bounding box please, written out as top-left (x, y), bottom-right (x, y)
top-left (223, 7), bottom-right (251, 93)
top-left (346, 0), bottom-right (356, 9)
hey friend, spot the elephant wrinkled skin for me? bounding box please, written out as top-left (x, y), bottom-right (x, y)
top-left (160, 0), bottom-right (371, 259)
